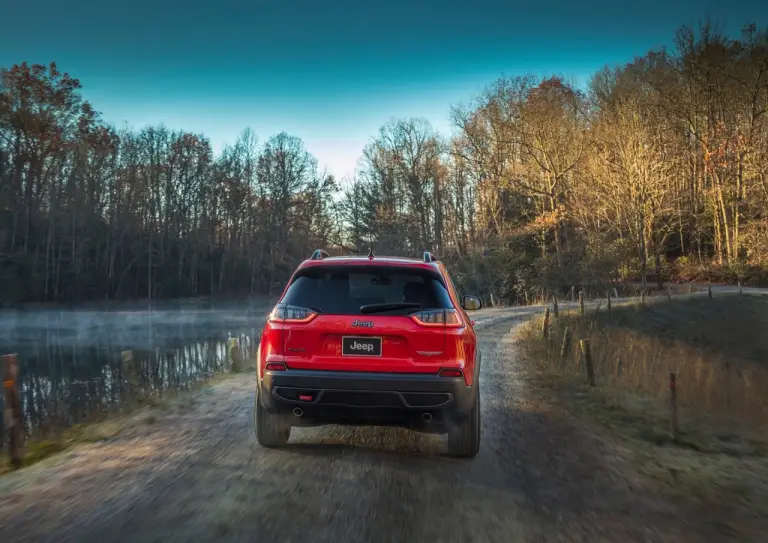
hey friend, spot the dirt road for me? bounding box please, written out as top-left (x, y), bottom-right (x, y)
top-left (0, 307), bottom-right (705, 543)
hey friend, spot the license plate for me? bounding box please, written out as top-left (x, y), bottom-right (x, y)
top-left (342, 336), bottom-right (382, 357)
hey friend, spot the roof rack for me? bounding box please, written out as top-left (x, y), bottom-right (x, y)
top-left (310, 249), bottom-right (330, 260)
top-left (423, 251), bottom-right (437, 263)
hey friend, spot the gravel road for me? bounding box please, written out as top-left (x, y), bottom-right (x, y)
top-left (0, 307), bottom-right (707, 543)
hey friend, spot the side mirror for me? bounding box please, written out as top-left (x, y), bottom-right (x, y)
top-left (462, 295), bottom-right (482, 311)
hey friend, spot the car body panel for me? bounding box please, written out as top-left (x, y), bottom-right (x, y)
top-left (257, 253), bottom-right (481, 427)
top-left (281, 314), bottom-right (446, 372)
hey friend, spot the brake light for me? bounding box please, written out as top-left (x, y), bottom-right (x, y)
top-left (410, 309), bottom-right (463, 328)
top-left (439, 368), bottom-right (463, 378)
top-left (268, 305), bottom-right (318, 324)
top-left (265, 362), bottom-right (287, 371)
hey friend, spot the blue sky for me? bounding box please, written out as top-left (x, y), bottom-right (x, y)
top-left (2, 0), bottom-right (766, 179)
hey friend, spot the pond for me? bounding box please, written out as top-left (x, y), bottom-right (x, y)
top-left (0, 300), bottom-right (270, 438)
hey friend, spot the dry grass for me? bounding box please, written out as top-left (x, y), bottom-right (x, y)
top-left (518, 293), bottom-right (768, 537)
top-left (533, 294), bottom-right (768, 430)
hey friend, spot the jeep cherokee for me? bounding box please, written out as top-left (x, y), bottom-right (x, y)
top-left (254, 249), bottom-right (483, 457)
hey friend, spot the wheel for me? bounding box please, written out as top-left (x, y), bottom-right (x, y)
top-left (254, 391), bottom-right (291, 447)
top-left (447, 391), bottom-right (481, 458)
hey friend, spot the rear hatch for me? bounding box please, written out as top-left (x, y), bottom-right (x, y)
top-left (274, 264), bottom-right (462, 373)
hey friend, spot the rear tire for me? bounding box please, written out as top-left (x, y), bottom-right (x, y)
top-left (254, 391), bottom-right (291, 447)
top-left (447, 391), bottom-right (481, 458)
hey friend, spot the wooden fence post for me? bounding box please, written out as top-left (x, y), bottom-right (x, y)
top-left (606, 290), bottom-right (612, 313)
top-left (570, 286), bottom-right (575, 302)
top-left (667, 287), bottom-right (672, 302)
top-left (121, 350), bottom-right (145, 403)
top-left (559, 327), bottom-right (571, 363)
top-left (228, 337), bottom-right (244, 372)
top-left (579, 340), bottom-right (596, 387)
top-left (640, 290), bottom-right (646, 306)
top-left (121, 350), bottom-right (139, 386)
top-left (2, 353), bottom-right (24, 468)
top-left (552, 296), bottom-right (559, 318)
top-left (542, 308), bottom-right (550, 340)
top-left (578, 291), bottom-right (584, 315)
top-left (708, 283), bottom-right (712, 300)
top-left (669, 372), bottom-right (679, 441)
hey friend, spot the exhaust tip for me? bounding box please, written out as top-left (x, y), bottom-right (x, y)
top-left (293, 407), bottom-right (303, 417)
top-left (422, 412), bottom-right (432, 422)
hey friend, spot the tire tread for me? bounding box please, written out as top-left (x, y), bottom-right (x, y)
top-left (254, 393), bottom-right (291, 447)
top-left (447, 392), bottom-right (480, 458)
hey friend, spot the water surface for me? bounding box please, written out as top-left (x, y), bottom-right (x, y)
top-left (0, 300), bottom-right (269, 437)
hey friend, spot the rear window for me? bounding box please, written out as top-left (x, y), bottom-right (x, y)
top-left (280, 266), bottom-right (455, 315)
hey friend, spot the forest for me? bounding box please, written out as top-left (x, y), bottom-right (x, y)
top-left (1, 21), bottom-right (766, 305)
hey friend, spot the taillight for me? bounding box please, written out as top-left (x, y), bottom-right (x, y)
top-left (410, 309), bottom-right (463, 328)
top-left (268, 305), bottom-right (318, 324)
top-left (265, 362), bottom-right (287, 371)
top-left (439, 368), bottom-right (463, 378)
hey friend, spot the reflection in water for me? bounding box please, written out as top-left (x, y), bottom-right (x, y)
top-left (0, 304), bottom-right (267, 437)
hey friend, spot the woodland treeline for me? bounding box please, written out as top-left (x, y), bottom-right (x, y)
top-left (1, 21), bottom-right (767, 305)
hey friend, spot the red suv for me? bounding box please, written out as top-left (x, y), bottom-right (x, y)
top-left (254, 250), bottom-right (483, 457)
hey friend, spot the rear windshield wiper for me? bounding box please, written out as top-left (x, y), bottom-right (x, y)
top-left (359, 302), bottom-right (422, 314)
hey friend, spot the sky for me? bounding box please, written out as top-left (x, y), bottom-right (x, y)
top-left (2, 0), bottom-right (766, 179)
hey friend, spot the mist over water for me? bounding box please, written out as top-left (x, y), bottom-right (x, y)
top-left (0, 299), bottom-right (272, 437)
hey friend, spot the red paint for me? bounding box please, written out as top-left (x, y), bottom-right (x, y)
top-left (281, 315), bottom-right (446, 373)
top-left (258, 255), bottom-right (479, 387)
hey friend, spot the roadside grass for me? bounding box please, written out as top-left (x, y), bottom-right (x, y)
top-left (0, 366), bottom-right (254, 475)
top-left (550, 282), bottom-right (706, 305)
top-left (518, 293), bottom-right (768, 536)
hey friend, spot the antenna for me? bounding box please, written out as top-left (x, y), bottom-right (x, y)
top-left (368, 238), bottom-right (374, 260)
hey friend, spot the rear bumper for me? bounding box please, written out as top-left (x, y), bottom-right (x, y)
top-left (258, 369), bottom-right (476, 428)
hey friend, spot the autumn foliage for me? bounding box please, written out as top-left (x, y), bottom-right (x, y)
top-left (1, 21), bottom-right (767, 305)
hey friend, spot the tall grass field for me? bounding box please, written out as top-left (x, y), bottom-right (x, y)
top-left (517, 293), bottom-right (768, 537)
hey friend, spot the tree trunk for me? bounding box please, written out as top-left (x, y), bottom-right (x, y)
top-left (655, 251), bottom-right (663, 289)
